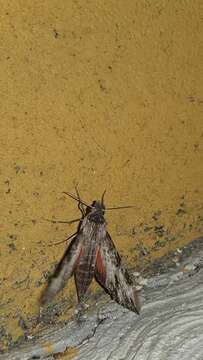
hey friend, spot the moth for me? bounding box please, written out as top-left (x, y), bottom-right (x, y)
top-left (41, 191), bottom-right (140, 314)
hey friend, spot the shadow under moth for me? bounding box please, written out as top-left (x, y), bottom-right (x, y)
top-left (41, 191), bottom-right (140, 314)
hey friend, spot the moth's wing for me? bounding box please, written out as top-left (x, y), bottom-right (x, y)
top-left (74, 232), bottom-right (98, 303)
top-left (95, 233), bottom-right (140, 314)
top-left (40, 234), bottom-right (83, 304)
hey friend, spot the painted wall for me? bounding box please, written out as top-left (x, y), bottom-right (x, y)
top-left (0, 0), bottom-right (202, 350)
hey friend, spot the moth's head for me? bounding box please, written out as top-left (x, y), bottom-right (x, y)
top-left (92, 200), bottom-right (105, 212)
top-left (63, 190), bottom-right (107, 224)
top-left (87, 192), bottom-right (106, 224)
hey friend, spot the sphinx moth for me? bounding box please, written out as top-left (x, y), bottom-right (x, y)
top-left (41, 192), bottom-right (140, 314)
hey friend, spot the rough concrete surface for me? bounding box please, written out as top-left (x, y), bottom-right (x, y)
top-left (1, 237), bottom-right (202, 360)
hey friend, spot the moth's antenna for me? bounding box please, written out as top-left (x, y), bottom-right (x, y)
top-left (63, 191), bottom-right (92, 208)
top-left (101, 189), bottom-right (106, 205)
top-left (106, 205), bottom-right (137, 211)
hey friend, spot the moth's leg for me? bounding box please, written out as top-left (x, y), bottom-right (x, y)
top-left (75, 186), bottom-right (86, 216)
top-left (45, 218), bottom-right (80, 224)
top-left (78, 203), bottom-right (85, 217)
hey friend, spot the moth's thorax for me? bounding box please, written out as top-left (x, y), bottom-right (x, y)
top-left (81, 214), bottom-right (106, 240)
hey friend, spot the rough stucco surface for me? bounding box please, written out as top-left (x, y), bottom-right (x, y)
top-left (0, 0), bottom-right (202, 352)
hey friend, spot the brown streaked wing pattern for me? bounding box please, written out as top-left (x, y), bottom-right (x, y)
top-left (74, 222), bottom-right (103, 302)
top-left (40, 234), bottom-right (82, 304)
top-left (95, 233), bottom-right (141, 314)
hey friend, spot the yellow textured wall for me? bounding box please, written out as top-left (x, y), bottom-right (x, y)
top-left (0, 0), bottom-right (202, 350)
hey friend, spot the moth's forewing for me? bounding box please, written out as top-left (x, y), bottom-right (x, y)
top-left (40, 234), bottom-right (82, 304)
top-left (95, 233), bottom-right (141, 314)
top-left (74, 223), bottom-right (98, 302)
top-left (74, 218), bottom-right (104, 302)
